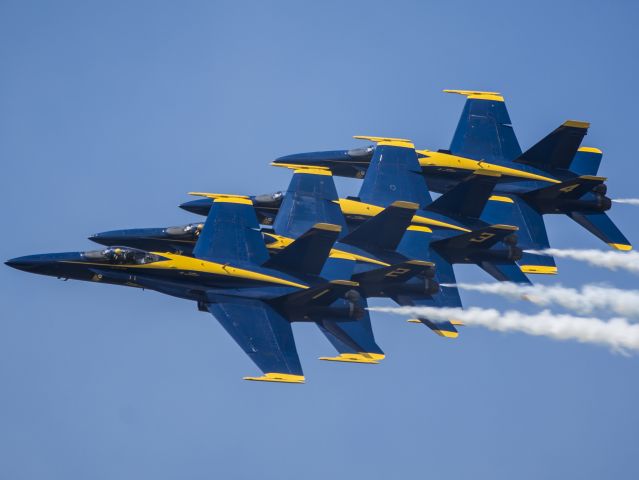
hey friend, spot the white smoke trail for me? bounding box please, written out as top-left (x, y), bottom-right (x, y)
top-left (370, 305), bottom-right (639, 353)
top-left (613, 198), bottom-right (639, 205)
top-left (526, 248), bottom-right (639, 274)
top-left (451, 282), bottom-right (639, 319)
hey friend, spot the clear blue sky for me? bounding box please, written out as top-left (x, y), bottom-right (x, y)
top-left (1, 1), bottom-right (638, 479)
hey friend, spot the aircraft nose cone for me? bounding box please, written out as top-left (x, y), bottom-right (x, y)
top-left (89, 232), bottom-right (112, 245)
top-left (89, 230), bottom-right (128, 246)
top-left (5, 255), bottom-right (41, 271)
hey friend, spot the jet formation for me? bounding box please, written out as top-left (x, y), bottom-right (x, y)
top-left (6, 90), bottom-right (632, 383)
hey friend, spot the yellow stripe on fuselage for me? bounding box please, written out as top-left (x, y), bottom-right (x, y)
top-left (65, 252), bottom-right (309, 289)
top-left (416, 150), bottom-right (561, 184)
top-left (335, 198), bottom-right (470, 232)
top-left (263, 232), bottom-right (389, 266)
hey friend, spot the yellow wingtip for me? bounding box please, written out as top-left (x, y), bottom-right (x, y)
top-left (609, 243), bottom-right (633, 251)
top-left (433, 329), bottom-right (460, 339)
top-left (243, 373), bottom-right (305, 384)
top-left (319, 353), bottom-right (384, 364)
top-left (519, 265), bottom-right (558, 275)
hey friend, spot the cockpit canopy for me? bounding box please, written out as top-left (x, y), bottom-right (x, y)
top-left (82, 247), bottom-right (166, 265)
top-left (253, 191), bottom-right (283, 206)
top-left (165, 223), bottom-right (203, 238)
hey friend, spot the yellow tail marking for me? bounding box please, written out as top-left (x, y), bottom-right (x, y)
top-left (563, 120), bottom-right (590, 129)
top-left (407, 225), bottom-right (433, 233)
top-left (243, 373), bottom-right (305, 383)
top-left (578, 146), bottom-right (602, 154)
top-left (609, 243), bottom-right (633, 251)
top-left (271, 163), bottom-right (332, 176)
top-left (354, 135), bottom-right (414, 149)
top-left (443, 89), bottom-right (504, 102)
top-left (489, 195), bottom-right (515, 203)
top-left (313, 223), bottom-right (342, 232)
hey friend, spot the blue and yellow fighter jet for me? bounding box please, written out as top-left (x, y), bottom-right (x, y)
top-left (6, 194), bottom-right (406, 383)
top-left (269, 91), bottom-right (632, 274)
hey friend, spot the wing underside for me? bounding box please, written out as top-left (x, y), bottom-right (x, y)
top-left (206, 296), bottom-right (305, 383)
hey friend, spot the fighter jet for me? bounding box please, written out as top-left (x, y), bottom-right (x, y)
top-left (269, 91), bottom-right (632, 274)
top-left (6, 194), bottom-right (401, 382)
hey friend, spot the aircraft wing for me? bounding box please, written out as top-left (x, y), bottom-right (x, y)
top-left (206, 296), bottom-right (305, 383)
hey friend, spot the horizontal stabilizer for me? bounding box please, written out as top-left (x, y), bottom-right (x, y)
top-left (481, 194), bottom-right (556, 272)
top-left (340, 200), bottom-right (419, 251)
top-left (480, 261), bottom-right (532, 284)
top-left (394, 293), bottom-right (459, 338)
top-left (568, 212), bottom-right (632, 250)
top-left (514, 121), bottom-right (589, 171)
top-left (317, 301), bottom-right (384, 364)
top-left (526, 175), bottom-right (605, 202)
top-left (263, 223), bottom-right (341, 275)
top-left (518, 252), bottom-right (558, 275)
top-left (277, 279), bottom-right (360, 308)
top-left (426, 170), bottom-right (501, 219)
top-left (351, 259), bottom-right (435, 286)
top-left (431, 224), bottom-right (518, 251)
